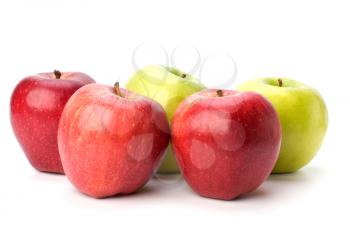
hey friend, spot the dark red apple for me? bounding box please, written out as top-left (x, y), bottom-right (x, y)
top-left (172, 89), bottom-right (281, 200)
top-left (58, 83), bottom-right (170, 198)
top-left (10, 70), bottom-right (95, 174)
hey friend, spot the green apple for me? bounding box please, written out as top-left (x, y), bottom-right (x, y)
top-left (237, 78), bottom-right (328, 173)
top-left (125, 65), bottom-right (206, 173)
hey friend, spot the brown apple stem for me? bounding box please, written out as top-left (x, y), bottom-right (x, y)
top-left (216, 90), bottom-right (223, 97)
top-left (181, 73), bottom-right (187, 78)
top-left (54, 70), bottom-right (61, 79)
top-left (114, 82), bottom-right (123, 97)
top-left (277, 78), bottom-right (283, 87)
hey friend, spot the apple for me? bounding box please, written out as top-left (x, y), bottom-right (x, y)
top-left (126, 65), bottom-right (206, 173)
top-left (172, 89), bottom-right (281, 200)
top-left (237, 78), bottom-right (328, 173)
top-left (58, 82), bottom-right (170, 198)
top-left (10, 70), bottom-right (95, 174)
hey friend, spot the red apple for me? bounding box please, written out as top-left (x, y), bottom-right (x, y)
top-left (10, 70), bottom-right (95, 174)
top-left (58, 83), bottom-right (170, 198)
top-left (172, 89), bottom-right (281, 200)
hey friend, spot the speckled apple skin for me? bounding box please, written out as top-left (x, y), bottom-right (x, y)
top-left (10, 72), bottom-right (95, 174)
top-left (172, 90), bottom-right (281, 200)
top-left (58, 84), bottom-right (170, 198)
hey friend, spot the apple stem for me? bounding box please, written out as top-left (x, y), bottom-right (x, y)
top-left (181, 73), bottom-right (187, 78)
top-left (277, 78), bottom-right (283, 87)
top-left (54, 70), bottom-right (61, 79)
top-left (216, 90), bottom-right (223, 97)
top-left (114, 82), bottom-right (123, 97)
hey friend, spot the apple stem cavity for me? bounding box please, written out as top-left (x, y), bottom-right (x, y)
top-left (277, 78), bottom-right (283, 87)
top-left (114, 82), bottom-right (124, 97)
top-left (54, 70), bottom-right (61, 79)
top-left (216, 90), bottom-right (223, 97)
top-left (181, 73), bottom-right (187, 78)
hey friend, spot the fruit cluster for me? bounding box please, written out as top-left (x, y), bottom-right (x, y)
top-left (10, 65), bottom-right (328, 200)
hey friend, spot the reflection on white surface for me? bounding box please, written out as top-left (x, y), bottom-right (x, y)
top-left (20, 165), bottom-right (325, 209)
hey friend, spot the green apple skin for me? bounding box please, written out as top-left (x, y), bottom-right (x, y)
top-left (237, 78), bottom-right (328, 173)
top-left (125, 65), bottom-right (206, 174)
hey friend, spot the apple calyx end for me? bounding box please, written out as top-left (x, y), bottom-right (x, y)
top-left (277, 78), bottom-right (283, 87)
top-left (54, 70), bottom-right (61, 79)
top-left (114, 82), bottom-right (124, 97)
top-left (181, 73), bottom-right (187, 78)
top-left (216, 90), bottom-right (223, 97)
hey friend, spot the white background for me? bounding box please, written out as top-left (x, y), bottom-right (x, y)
top-left (0, 0), bottom-right (349, 232)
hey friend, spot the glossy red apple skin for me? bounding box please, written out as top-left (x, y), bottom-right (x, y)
top-left (10, 71), bottom-right (95, 174)
top-left (172, 89), bottom-right (281, 200)
top-left (58, 83), bottom-right (170, 198)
